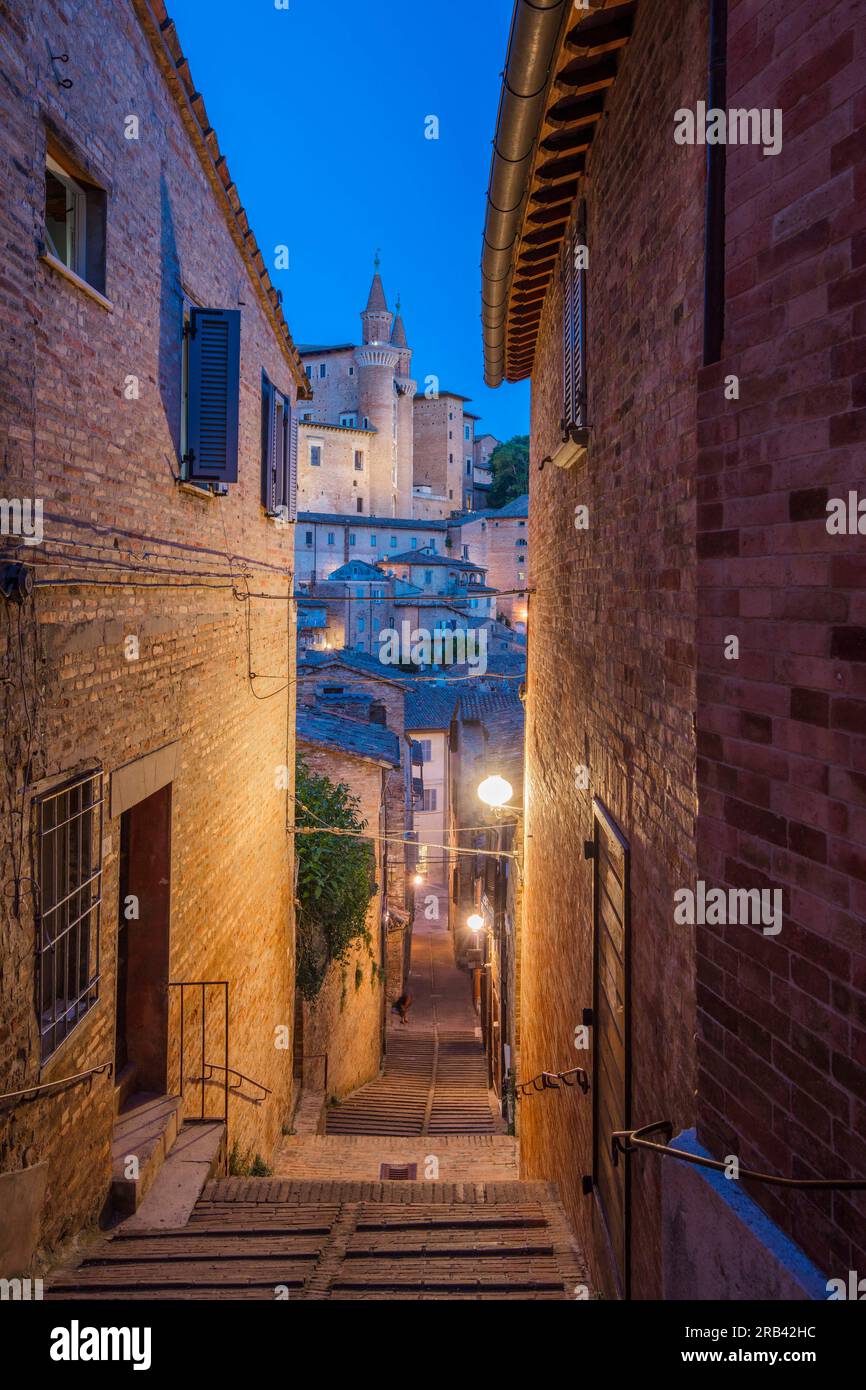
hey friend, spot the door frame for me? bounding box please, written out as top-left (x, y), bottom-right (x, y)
top-left (591, 797), bottom-right (632, 1299)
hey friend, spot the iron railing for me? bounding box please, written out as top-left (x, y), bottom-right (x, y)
top-left (168, 980), bottom-right (229, 1136)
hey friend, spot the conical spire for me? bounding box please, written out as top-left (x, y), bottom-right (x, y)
top-left (366, 272), bottom-right (388, 313)
top-left (391, 310), bottom-right (408, 348)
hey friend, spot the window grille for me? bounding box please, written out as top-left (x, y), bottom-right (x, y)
top-left (36, 771), bottom-right (104, 1062)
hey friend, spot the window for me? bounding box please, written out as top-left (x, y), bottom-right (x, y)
top-left (562, 202), bottom-right (589, 432)
top-left (310, 444), bottom-right (322, 467)
top-left (370, 534), bottom-right (377, 547)
top-left (466, 459), bottom-right (472, 474)
top-left (424, 570), bottom-right (433, 585)
top-left (340, 413), bottom-right (357, 428)
top-left (327, 532), bottom-right (335, 545)
top-left (350, 533), bottom-right (356, 547)
top-left (362, 416), bottom-right (370, 430)
top-left (449, 453), bottom-right (453, 463)
top-left (422, 788), bottom-right (437, 812)
top-left (464, 424), bottom-right (471, 441)
top-left (410, 538), bottom-right (417, 549)
top-left (358, 617), bottom-right (365, 633)
top-left (305, 365), bottom-right (312, 379)
top-left (44, 151), bottom-right (107, 295)
top-left (390, 536), bottom-right (397, 547)
top-left (36, 771), bottom-right (103, 1061)
top-left (516, 539), bottom-right (527, 547)
top-left (305, 531), bottom-right (313, 545)
top-left (349, 365), bottom-right (355, 376)
top-left (184, 308), bottom-right (241, 484)
top-left (261, 374), bottom-right (296, 519)
top-left (354, 450), bottom-right (364, 470)
top-left (418, 739), bottom-right (432, 762)
top-left (356, 498), bottom-right (363, 513)
top-left (318, 362), bottom-right (327, 378)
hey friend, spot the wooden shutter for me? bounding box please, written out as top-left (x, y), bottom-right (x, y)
top-left (287, 401), bottom-right (298, 521)
top-left (187, 308), bottom-right (240, 482)
top-left (591, 798), bottom-right (631, 1298)
top-left (562, 205), bottom-right (588, 432)
top-left (562, 231), bottom-right (576, 430)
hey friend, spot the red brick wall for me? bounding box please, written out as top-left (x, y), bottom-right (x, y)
top-left (0, 0), bottom-right (300, 1253)
top-left (522, 0), bottom-right (707, 1299)
top-left (695, 0), bottom-right (866, 1277)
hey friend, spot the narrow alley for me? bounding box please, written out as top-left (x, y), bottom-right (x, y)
top-left (48, 902), bottom-right (587, 1300)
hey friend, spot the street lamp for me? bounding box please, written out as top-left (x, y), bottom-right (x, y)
top-left (412, 873), bottom-right (425, 887)
top-left (477, 775), bottom-right (513, 809)
top-left (467, 913), bottom-right (484, 933)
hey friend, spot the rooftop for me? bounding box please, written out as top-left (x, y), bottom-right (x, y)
top-left (297, 707), bottom-right (400, 767)
top-left (405, 687), bottom-right (460, 732)
top-left (298, 512), bottom-right (449, 531)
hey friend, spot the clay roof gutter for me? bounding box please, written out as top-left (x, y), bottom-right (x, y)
top-left (481, 0), bottom-right (568, 389)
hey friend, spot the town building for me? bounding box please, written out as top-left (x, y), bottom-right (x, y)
top-left (459, 496), bottom-right (530, 630)
top-left (482, 0), bottom-right (866, 1300)
top-left (404, 688), bottom-right (459, 885)
top-left (0, 0), bottom-right (309, 1268)
top-left (294, 513), bottom-right (450, 585)
top-left (413, 391), bottom-right (477, 515)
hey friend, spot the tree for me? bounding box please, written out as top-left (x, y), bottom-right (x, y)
top-left (487, 435), bottom-right (529, 509)
top-left (295, 758), bottom-right (376, 1000)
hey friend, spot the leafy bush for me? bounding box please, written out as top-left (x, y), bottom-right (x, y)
top-left (295, 757), bottom-right (376, 1001)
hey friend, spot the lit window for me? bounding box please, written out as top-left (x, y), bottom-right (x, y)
top-left (44, 152), bottom-right (107, 294)
top-left (36, 771), bottom-right (103, 1061)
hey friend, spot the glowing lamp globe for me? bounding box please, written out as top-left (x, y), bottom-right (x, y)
top-left (477, 775), bottom-right (513, 809)
top-left (467, 914), bottom-right (484, 933)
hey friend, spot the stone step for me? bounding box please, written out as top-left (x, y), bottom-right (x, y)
top-left (48, 1178), bottom-right (588, 1300)
top-left (110, 1093), bottom-right (184, 1216)
top-left (120, 1122), bottom-right (226, 1232)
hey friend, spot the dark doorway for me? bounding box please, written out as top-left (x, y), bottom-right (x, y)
top-left (114, 784), bottom-right (172, 1091)
top-left (591, 798), bottom-right (631, 1299)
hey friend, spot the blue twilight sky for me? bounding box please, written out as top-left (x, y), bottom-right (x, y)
top-left (168, 0), bottom-right (530, 443)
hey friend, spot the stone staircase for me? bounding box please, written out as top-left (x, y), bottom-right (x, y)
top-left (48, 1177), bottom-right (587, 1300)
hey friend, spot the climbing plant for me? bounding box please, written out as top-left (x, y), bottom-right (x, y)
top-left (295, 757), bottom-right (376, 1001)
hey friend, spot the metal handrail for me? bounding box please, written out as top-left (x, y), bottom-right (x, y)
top-left (515, 1065), bottom-right (589, 1098)
top-left (0, 1061), bottom-right (112, 1106)
top-left (168, 981), bottom-right (229, 1140)
top-left (612, 1121), bottom-right (866, 1191)
top-left (200, 1062), bottom-right (271, 1097)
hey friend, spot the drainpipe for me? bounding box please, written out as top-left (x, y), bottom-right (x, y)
top-left (481, 0), bottom-right (568, 388)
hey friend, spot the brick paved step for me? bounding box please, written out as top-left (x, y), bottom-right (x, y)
top-left (47, 1180), bottom-right (588, 1301)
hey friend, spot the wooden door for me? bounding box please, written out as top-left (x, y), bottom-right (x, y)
top-left (591, 798), bottom-right (631, 1298)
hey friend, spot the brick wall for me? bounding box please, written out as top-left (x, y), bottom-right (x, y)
top-left (695, 0), bottom-right (866, 1277)
top-left (0, 0), bottom-right (301, 1253)
top-left (521, 0), bottom-right (707, 1299)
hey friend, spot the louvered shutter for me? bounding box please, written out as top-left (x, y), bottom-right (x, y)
top-left (287, 402), bottom-right (298, 521)
top-left (187, 308), bottom-right (240, 482)
top-left (262, 378), bottom-right (276, 510)
top-left (562, 231), bottom-right (575, 430)
top-left (575, 200), bottom-right (588, 428)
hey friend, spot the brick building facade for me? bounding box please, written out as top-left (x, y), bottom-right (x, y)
top-left (482, 0), bottom-right (866, 1299)
top-left (0, 0), bottom-right (309, 1264)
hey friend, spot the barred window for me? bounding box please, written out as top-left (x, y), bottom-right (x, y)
top-left (36, 771), bottom-right (103, 1061)
top-left (562, 201), bottom-right (588, 432)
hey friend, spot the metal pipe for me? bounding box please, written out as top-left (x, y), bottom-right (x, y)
top-left (481, 0), bottom-right (568, 387)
